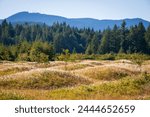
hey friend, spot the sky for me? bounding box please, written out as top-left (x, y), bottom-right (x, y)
top-left (0, 0), bottom-right (150, 21)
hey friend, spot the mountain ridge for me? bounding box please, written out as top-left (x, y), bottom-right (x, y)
top-left (1, 11), bottom-right (150, 30)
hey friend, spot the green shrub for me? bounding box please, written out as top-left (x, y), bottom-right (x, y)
top-left (17, 53), bottom-right (30, 61)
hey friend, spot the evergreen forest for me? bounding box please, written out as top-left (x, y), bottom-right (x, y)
top-left (0, 20), bottom-right (150, 62)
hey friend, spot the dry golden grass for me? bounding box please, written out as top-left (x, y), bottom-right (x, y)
top-left (0, 60), bottom-right (150, 100)
top-left (0, 67), bottom-right (32, 77)
top-left (57, 63), bottom-right (92, 71)
top-left (1, 73), bottom-right (150, 100)
top-left (76, 66), bottom-right (139, 81)
top-left (0, 70), bottom-right (91, 90)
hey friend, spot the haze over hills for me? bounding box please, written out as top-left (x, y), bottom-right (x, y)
top-left (1, 11), bottom-right (150, 30)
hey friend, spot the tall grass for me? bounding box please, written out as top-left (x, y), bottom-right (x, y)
top-left (0, 67), bottom-right (31, 76)
top-left (0, 90), bottom-right (26, 100)
top-left (0, 71), bottom-right (91, 90)
top-left (0, 57), bottom-right (150, 100)
top-left (0, 73), bottom-right (149, 100)
top-left (77, 67), bottom-right (138, 81)
top-left (46, 73), bottom-right (150, 99)
top-left (59, 64), bottom-right (91, 71)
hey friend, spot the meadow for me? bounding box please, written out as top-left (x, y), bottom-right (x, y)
top-left (0, 54), bottom-right (150, 100)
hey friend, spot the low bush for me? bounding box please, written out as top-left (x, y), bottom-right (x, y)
top-left (56, 53), bottom-right (150, 61)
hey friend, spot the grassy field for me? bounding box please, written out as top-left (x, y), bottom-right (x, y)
top-left (0, 59), bottom-right (150, 100)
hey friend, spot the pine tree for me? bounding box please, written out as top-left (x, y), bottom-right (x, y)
top-left (111, 25), bottom-right (121, 53)
top-left (91, 34), bottom-right (100, 54)
top-left (1, 20), bottom-right (9, 40)
top-left (119, 20), bottom-right (128, 53)
top-left (8, 23), bottom-right (15, 38)
top-left (98, 28), bottom-right (111, 54)
top-left (145, 25), bottom-right (150, 53)
top-left (127, 22), bottom-right (147, 53)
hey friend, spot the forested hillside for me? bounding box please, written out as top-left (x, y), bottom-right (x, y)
top-left (0, 20), bottom-right (150, 62)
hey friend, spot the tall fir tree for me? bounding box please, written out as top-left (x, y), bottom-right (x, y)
top-left (98, 28), bottom-right (112, 54)
top-left (145, 25), bottom-right (150, 53)
top-left (119, 20), bottom-right (128, 53)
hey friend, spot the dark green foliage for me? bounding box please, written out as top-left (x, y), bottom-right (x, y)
top-left (0, 45), bottom-right (14, 61)
top-left (86, 34), bottom-right (100, 54)
top-left (99, 28), bottom-right (112, 54)
top-left (53, 23), bottom-right (84, 53)
top-left (0, 20), bottom-right (150, 62)
top-left (145, 25), bottom-right (150, 53)
top-left (126, 22), bottom-right (147, 53)
top-left (119, 21), bottom-right (129, 53)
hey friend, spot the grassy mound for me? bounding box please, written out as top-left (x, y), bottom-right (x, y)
top-left (79, 67), bottom-right (137, 81)
top-left (0, 67), bottom-right (31, 76)
top-left (0, 73), bottom-right (149, 100)
top-left (0, 71), bottom-right (91, 90)
top-left (59, 64), bottom-right (91, 71)
top-left (46, 73), bottom-right (150, 99)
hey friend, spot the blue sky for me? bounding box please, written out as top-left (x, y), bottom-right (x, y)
top-left (0, 0), bottom-right (150, 21)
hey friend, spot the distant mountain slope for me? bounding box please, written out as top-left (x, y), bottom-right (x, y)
top-left (2, 12), bottom-right (150, 30)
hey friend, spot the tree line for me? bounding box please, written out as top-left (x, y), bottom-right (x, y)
top-left (0, 20), bottom-right (150, 62)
